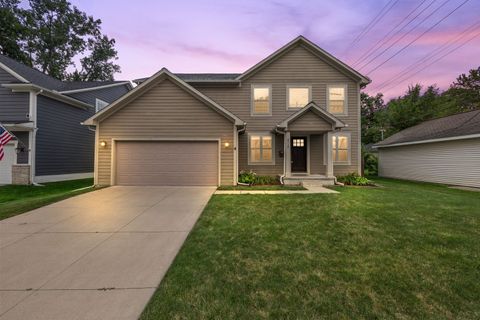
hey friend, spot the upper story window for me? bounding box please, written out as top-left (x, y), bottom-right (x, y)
top-left (95, 98), bottom-right (109, 112)
top-left (327, 85), bottom-right (347, 115)
top-left (332, 133), bottom-right (350, 164)
top-left (249, 133), bottom-right (274, 164)
top-left (251, 85), bottom-right (271, 115)
top-left (287, 85), bottom-right (311, 109)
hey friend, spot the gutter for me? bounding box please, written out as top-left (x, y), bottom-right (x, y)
top-left (373, 133), bottom-right (480, 149)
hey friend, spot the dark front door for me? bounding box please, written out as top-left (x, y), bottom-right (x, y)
top-left (291, 137), bottom-right (307, 172)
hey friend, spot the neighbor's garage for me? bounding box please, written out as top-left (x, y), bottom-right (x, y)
top-left (115, 141), bottom-right (218, 186)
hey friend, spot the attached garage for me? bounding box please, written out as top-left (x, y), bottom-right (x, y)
top-left (83, 69), bottom-right (245, 187)
top-left (114, 140), bottom-right (219, 186)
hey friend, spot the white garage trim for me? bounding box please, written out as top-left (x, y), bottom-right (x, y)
top-left (110, 138), bottom-right (222, 186)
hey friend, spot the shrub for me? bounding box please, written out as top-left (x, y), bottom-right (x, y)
top-left (337, 172), bottom-right (373, 186)
top-left (254, 175), bottom-right (279, 185)
top-left (238, 170), bottom-right (256, 185)
top-left (363, 152), bottom-right (378, 176)
top-left (238, 171), bottom-right (279, 185)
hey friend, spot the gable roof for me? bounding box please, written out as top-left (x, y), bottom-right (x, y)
top-left (83, 68), bottom-right (245, 126)
top-left (375, 110), bottom-right (480, 148)
top-left (237, 36), bottom-right (371, 84)
top-left (277, 102), bottom-right (346, 129)
top-left (0, 54), bottom-right (130, 92)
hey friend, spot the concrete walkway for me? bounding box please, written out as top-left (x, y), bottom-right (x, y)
top-left (0, 186), bottom-right (215, 320)
top-left (214, 185), bottom-right (338, 194)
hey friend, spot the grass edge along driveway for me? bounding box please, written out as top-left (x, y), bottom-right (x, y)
top-left (141, 178), bottom-right (480, 319)
top-left (0, 178), bottom-right (97, 220)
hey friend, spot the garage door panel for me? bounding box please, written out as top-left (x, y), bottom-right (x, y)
top-left (116, 141), bottom-right (218, 186)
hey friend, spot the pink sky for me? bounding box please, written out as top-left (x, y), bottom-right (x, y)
top-left (72, 0), bottom-right (480, 100)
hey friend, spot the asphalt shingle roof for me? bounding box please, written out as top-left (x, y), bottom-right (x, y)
top-left (375, 110), bottom-right (480, 147)
top-left (133, 73), bottom-right (241, 83)
top-left (0, 54), bottom-right (128, 91)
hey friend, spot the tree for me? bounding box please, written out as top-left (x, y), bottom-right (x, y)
top-left (0, 0), bottom-right (121, 80)
top-left (360, 92), bottom-right (386, 144)
top-left (0, 0), bottom-right (30, 65)
top-left (68, 35), bottom-right (120, 81)
top-left (441, 67), bottom-right (480, 113)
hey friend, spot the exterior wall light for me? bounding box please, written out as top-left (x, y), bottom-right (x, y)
top-left (224, 142), bottom-right (230, 148)
top-left (100, 141), bottom-right (107, 148)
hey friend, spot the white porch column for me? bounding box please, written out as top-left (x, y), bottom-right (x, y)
top-left (326, 132), bottom-right (334, 178)
top-left (285, 131), bottom-right (291, 177)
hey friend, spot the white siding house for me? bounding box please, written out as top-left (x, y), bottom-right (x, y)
top-left (375, 110), bottom-right (480, 188)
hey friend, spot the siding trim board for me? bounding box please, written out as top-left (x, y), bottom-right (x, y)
top-left (0, 62), bottom-right (29, 82)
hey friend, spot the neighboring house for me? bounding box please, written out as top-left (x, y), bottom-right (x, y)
top-left (375, 110), bottom-right (480, 188)
top-left (0, 54), bottom-right (132, 185)
top-left (83, 36), bottom-right (370, 186)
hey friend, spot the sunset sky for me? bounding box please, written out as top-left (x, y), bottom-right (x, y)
top-left (72, 0), bottom-right (480, 100)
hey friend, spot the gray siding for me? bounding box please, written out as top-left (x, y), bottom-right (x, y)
top-left (66, 84), bottom-right (130, 106)
top-left (35, 96), bottom-right (94, 176)
top-left (0, 68), bottom-right (29, 122)
top-left (310, 134), bottom-right (326, 174)
top-left (378, 138), bottom-right (480, 188)
top-left (12, 131), bottom-right (29, 164)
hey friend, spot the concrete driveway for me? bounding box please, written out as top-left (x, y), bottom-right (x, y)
top-left (0, 186), bottom-right (215, 320)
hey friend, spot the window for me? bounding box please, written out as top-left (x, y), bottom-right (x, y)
top-left (292, 138), bottom-right (304, 147)
top-left (327, 85), bottom-right (346, 114)
top-left (332, 133), bottom-right (350, 163)
top-left (252, 85), bottom-right (271, 115)
top-left (249, 133), bottom-right (274, 164)
top-left (287, 86), bottom-right (311, 109)
top-left (95, 98), bottom-right (109, 112)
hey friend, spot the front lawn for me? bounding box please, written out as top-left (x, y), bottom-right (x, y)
top-left (0, 178), bottom-right (96, 220)
top-left (142, 178), bottom-right (480, 319)
top-left (217, 185), bottom-right (306, 191)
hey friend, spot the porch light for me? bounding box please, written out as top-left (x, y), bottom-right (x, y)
top-left (100, 141), bottom-right (107, 148)
top-left (224, 142), bottom-right (230, 148)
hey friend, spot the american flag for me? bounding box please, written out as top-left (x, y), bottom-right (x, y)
top-left (0, 124), bottom-right (13, 161)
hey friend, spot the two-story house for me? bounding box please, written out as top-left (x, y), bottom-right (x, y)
top-left (82, 36), bottom-right (370, 186)
top-left (0, 54), bottom-right (132, 185)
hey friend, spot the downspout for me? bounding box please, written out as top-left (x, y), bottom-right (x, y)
top-left (31, 89), bottom-right (43, 186)
top-left (235, 123), bottom-right (247, 185)
top-left (275, 125), bottom-right (286, 185)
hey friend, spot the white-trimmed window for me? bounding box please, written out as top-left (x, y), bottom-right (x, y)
top-left (332, 133), bottom-right (350, 164)
top-left (251, 85), bottom-right (271, 115)
top-left (249, 133), bottom-right (274, 164)
top-left (327, 85), bottom-right (347, 114)
top-left (95, 98), bottom-right (109, 112)
top-left (287, 85), bottom-right (311, 109)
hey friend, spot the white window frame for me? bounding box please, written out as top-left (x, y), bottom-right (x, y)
top-left (324, 132), bottom-right (351, 165)
top-left (286, 85), bottom-right (312, 110)
top-left (327, 84), bottom-right (348, 116)
top-left (95, 98), bottom-right (109, 112)
top-left (251, 84), bottom-right (272, 116)
top-left (248, 132), bottom-right (275, 165)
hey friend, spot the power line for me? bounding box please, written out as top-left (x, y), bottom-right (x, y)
top-left (378, 30), bottom-right (480, 94)
top-left (366, 0), bottom-right (471, 74)
top-left (345, 0), bottom-right (399, 53)
top-left (352, 0), bottom-right (430, 67)
top-left (357, 0), bottom-right (449, 71)
top-left (371, 20), bottom-right (480, 91)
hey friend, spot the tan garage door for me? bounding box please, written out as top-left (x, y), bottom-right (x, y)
top-left (115, 141), bottom-right (218, 186)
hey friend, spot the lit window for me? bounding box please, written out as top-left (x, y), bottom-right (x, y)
top-left (328, 86), bottom-right (346, 114)
top-left (292, 138), bottom-right (305, 147)
top-left (95, 98), bottom-right (109, 112)
top-left (249, 134), bottom-right (274, 163)
top-left (288, 86), bottom-right (310, 109)
top-left (332, 134), bottom-right (349, 163)
top-left (252, 85), bottom-right (271, 115)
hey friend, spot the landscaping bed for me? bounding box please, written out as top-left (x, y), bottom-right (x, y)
top-left (217, 185), bottom-right (306, 191)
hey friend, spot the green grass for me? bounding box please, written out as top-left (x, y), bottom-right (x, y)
top-left (0, 178), bottom-right (97, 220)
top-left (217, 185), bottom-right (306, 191)
top-left (142, 178), bottom-right (480, 319)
